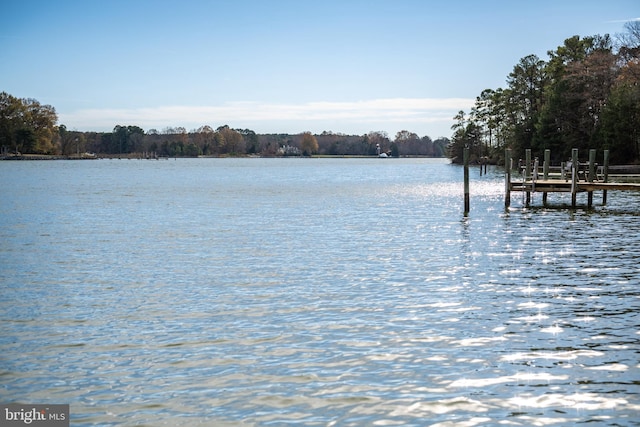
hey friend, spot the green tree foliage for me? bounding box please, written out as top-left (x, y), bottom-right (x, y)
top-left (432, 138), bottom-right (449, 157)
top-left (239, 129), bottom-right (259, 154)
top-left (58, 124), bottom-right (87, 156)
top-left (111, 125), bottom-right (145, 154)
top-left (0, 92), bottom-right (58, 154)
top-left (600, 83), bottom-right (640, 163)
top-left (448, 110), bottom-right (483, 164)
top-left (535, 36), bottom-right (615, 159)
top-left (453, 24), bottom-right (640, 164)
top-left (506, 54), bottom-right (547, 152)
top-left (599, 48), bottom-right (640, 163)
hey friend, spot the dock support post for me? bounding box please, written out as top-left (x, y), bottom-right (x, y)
top-left (542, 149), bottom-right (550, 205)
top-left (543, 149), bottom-right (550, 180)
top-left (464, 146), bottom-right (470, 215)
top-left (571, 148), bottom-right (578, 208)
top-left (587, 149), bottom-right (596, 208)
top-left (505, 149), bottom-right (511, 208)
top-left (603, 150), bottom-right (609, 205)
top-left (525, 149), bottom-right (531, 206)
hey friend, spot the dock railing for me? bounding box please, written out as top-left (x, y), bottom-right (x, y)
top-left (504, 148), bottom-right (640, 208)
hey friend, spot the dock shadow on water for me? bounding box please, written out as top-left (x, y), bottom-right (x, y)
top-left (1, 158), bottom-right (639, 426)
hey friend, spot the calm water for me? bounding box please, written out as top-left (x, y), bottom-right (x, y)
top-left (1, 158), bottom-right (639, 426)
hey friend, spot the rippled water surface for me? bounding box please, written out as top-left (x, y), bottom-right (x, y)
top-left (1, 158), bottom-right (639, 426)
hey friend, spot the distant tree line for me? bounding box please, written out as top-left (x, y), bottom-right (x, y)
top-left (0, 95), bottom-right (449, 157)
top-left (54, 126), bottom-right (448, 158)
top-left (448, 21), bottom-right (640, 165)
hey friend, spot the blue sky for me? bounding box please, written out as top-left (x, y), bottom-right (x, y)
top-left (1, 0), bottom-right (638, 138)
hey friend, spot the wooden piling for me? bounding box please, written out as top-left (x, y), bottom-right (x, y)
top-left (571, 148), bottom-right (578, 208)
top-left (542, 149), bottom-right (550, 205)
top-left (587, 149), bottom-right (596, 208)
top-left (464, 147), bottom-right (470, 214)
top-left (533, 157), bottom-right (539, 192)
top-left (525, 149), bottom-right (531, 206)
top-left (543, 149), bottom-right (550, 180)
top-left (505, 149), bottom-right (511, 208)
top-left (603, 150), bottom-right (609, 205)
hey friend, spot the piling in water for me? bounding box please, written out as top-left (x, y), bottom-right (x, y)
top-left (464, 147), bottom-right (470, 214)
top-left (571, 148), bottom-right (579, 208)
top-left (505, 149), bottom-right (512, 208)
top-left (542, 149), bottom-right (550, 205)
top-left (603, 150), bottom-right (609, 205)
top-left (525, 149), bottom-right (531, 206)
top-left (588, 149), bottom-right (596, 208)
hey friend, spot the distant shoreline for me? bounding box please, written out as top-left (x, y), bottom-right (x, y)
top-left (1, 153), bottom-right (98, 161)
top-left (1, 153), bottom-right (448, 161)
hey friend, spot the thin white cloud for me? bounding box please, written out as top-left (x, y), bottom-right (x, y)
top-left (58, 98), bottom-right (475, 135)
top-left (606, 17), bottom-right (640, 23)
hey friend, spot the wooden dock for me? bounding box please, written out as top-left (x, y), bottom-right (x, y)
top-left (505, 148), bottom-right (640, 208)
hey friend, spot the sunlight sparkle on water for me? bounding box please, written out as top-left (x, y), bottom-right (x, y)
top-left (2, 159), bottom-right (639, 426)
top-left (541, 323), bottom-right (563, 334)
